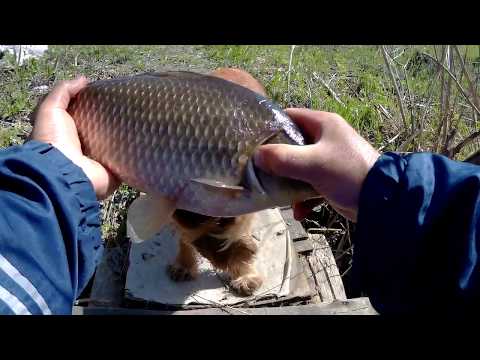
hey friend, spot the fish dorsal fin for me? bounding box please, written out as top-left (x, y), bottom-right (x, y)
top-left (137, 71), bottom-right (251, 87)
top-left (137, 71), bottom-right (207, 79)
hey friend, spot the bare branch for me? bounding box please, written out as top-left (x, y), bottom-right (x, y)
top-left (422, 51), bottom-right (480, 117)
top-left (453, 45), bottom-right (480, 122)
top-left (378, 130), bottom-right (405, 151)
top-left (450, 130), bottom-right (480, 158)
top-left (440, 47), bottom-right (453, 154)
top-left (286, 45), bottom-right (296, 103)
top-left (381, 46), bottom-right (408, 130)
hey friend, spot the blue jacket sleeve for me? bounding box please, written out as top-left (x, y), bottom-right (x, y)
top-left (353, 152), bottom-right (480, 314)
top-left (0, 140), bottom-right (103, 315)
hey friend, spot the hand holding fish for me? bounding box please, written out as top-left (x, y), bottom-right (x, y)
top-left (30, 77), bottom-right (120, 199)
top-left (254, 108), bottom-right (380, 222)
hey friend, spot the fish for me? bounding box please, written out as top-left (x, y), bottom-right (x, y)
top-left (67, 71), bottom-right (318, 240)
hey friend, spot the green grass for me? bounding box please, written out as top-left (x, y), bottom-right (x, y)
top-left (203, 45), bottom-right (480, 154)
top-left (203, 45), bottom-right (395, 146)
top-left (0, 45), bottom-right (212, 126)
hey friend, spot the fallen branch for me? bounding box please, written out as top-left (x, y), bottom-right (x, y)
top-left (449, 129), bottom-right (480, 158)
top-left (464, 148), bottom-right (480, 164)
top-left (312, 72), bottom-right (345, 107)
top-left (376, 103), bottom-right (393, 119)
top-left (398, 128), bottom-right (423, 152)
top-left (378, 130), bottom-right (405, 151)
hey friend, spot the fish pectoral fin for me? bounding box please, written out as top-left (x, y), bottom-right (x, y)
top-left (191, 178), bottom-right (244, 191)
top-left (126, 193), bottom-right (176, 243)
top-left (189, 178), bottom-right (246, 199)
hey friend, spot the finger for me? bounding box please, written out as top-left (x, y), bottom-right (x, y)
top-left (285, 108), bottom-right (334, 143)
top-left (254, 143), bottom-right (316, 183)
top-left (40, 76), bottom-right (88, 111)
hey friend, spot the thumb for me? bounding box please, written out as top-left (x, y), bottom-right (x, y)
top-left (254, 143), bottom-right (316, 183)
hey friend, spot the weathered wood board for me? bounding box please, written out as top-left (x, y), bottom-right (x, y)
top-left (306, 233), bottom-right (347, 302)
top-left (280, 207), bottom-right (308, 241)
top-left (89, 246), bottom-right (127, 307)
top-left (73, 297), bottom-right (377, 315)
top-left (88, 205), bottom-right (350, 314)
top-left (298, 255), bottom-right (321, 304)
top-left (294, 239), bottom-right (314, 254)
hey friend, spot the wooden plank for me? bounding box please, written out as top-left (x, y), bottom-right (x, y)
top-left (72, 297), bottom-right (377, 315)
top-left (308, 233), bottom-right (347, 301)
top-left (294, 239), bottom-right (314, 254)
top-left (299, 255), bottom-right (320, 304)
top-left (280, 207), bottom-right (308, 241)
top-left (307, 245), bottom-right (335, 302)
top-left (89, 246), bottom-right (127, 307)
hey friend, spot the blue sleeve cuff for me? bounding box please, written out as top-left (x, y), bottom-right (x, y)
top-left (352, 152), bottom-right (480, 314)
top-left (0, 140), bottom-right (103, 314)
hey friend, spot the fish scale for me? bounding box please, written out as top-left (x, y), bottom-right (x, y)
top-left (68, 71), bottom-right (316, 217)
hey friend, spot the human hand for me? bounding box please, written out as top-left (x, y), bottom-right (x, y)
top-left (30, 77), bottom-right (120, 200)
top-left (254, 108), bottom-right (380, 222)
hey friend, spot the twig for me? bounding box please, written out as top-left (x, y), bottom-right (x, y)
top-left (381, 46), bottom-right (408, 130)
top-left (392, 47), bottom-right (405, 60)
top-left (335, 246), bottom-right (353, 262)
top-left (376, 104), bottom-right (393, 119)
top-left (447, 49), bottom-right (468, 133)
top-left (433, 46), bottom-right (449, 153)
top-left (286, 45), bottom-right (296, 103)
top-left (398, 128), bottom-right (424, 152)
top-left (395, 57), bottom-right (416, 135)
top-left (306, 77), bottom-right (313, 108)
top-left (312, 72), bottom-right (345, 107)
top-left (190, 294), bottom-right (250, 315)
top-left (439, 47), bottom-right (454, 154)
top-left (453, 45), bottom-right (479, 122)
top-left (464, 147), bottom-right (480, 164)
top-left (16, 45), bottom-right (22, 66)
top-left (449, 129), bottom-right (480, 158)
top-left (378, 130), bottom-right (405, 151)
top-left (341, 264), bottom-right (352, 278)
top-left (414, 59), bottom-right (444, 148)
top-left (52, 56), bottom-right (60, 83)
top-left (422, 52), bottom-right (480, 117)
top-left (424, 49), bottom-right (480, 156)
top-left (308, 228), bottom-right (345, 234)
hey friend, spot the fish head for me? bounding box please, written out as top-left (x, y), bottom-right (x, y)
top-left (242, 100), bottom-right (318, 207)
top-left (243, 155), bottom-right (318, 210)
